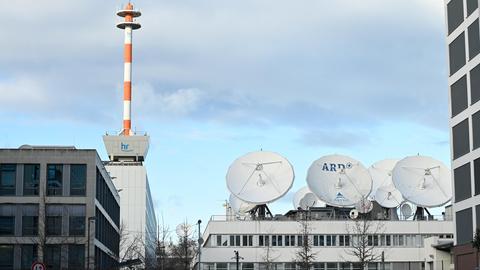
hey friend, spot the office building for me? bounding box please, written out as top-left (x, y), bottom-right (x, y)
top-left (444, 0), bottom-right (480, 268)
top-left (0, 146), bottom-right (120, 269)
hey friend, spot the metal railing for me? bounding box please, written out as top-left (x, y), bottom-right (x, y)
top-left (209, 214), bottom-right (452, 222)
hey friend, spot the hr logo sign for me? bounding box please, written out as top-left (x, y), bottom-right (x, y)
top-left (121, 142), bottom-right (133, 152)
top-left (321, 162), bottom-right (353, 172)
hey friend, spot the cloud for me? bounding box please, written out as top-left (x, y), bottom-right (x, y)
top-left (0, 0), bottom-right (449, 135)
top-left (299, 128), bottom-right (372, 147)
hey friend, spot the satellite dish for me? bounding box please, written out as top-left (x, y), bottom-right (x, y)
top-left (400, 203), bottom-right (416, 219)
top-left (355, 198), bottom-right (373, 213)
top-left (374, 184), bottom-right (403, 208)
top-left (176, 223), bottom-right (191, 236)
top-left (226, 151), bottom-right (294, 204)
top-left (307, 154), bottom-right (372, 207)
top-left (229, 194), bottom-right (256, 214)
top-left (392, 155), bottom-right (452, 208)
top-left (293, 186), bottom-right (326, 210)
top-left (368, 159), bottom-right (399, 199)
top-left (349, 209), bottom-right (359, 219)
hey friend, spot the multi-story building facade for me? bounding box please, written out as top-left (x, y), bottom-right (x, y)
top-left (445, 0), bottom-right (480, 268)
top-left (198, 208), bottom-right (454, 270)
top-left (0, 146), bottom-right (120, 269)
top-left (103, 135), bottom-right (157, 268)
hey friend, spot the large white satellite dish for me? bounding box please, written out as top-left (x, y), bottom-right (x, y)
top-left (226, 151), bottom-right (294, 204)
top-left (293, 186), bottom-right (326, 210)
top-left (307, 154), bottom-right (372, 207)
top-left (375, 184), bottom-right (403, 208)
top-left (229, 194), bottom-right (256, 214)
top-left (392, 156), bottom-right (452, 208)
top-left (176, 223), bottom-right (191, 236)
top-left (368, 159), bottom-right (398, 199)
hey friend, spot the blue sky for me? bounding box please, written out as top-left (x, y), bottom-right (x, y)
top-left (0, 0), bottom-right (450, 236)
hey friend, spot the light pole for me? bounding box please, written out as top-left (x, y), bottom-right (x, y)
top-left (86, 216), bottom-right (96, 270)
top-left (231, 250), bottom-right (244, 270)
top-left (197, 219), bottom-right (203, 270)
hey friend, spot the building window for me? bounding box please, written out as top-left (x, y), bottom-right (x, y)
top-left (21, 245), bottom-right (37, 270)
top-left (451, 75), bottom-right (468, 115)
top-left (449, 32), bottom-right (466, 75)
top-left (216, 263), bottom-right (228, 270)
top-left (339, 235), bottom-right (350, 246)
top-left (47, 164), bottom-right (63, 196)
top-left (44, 245), bottom-right (61, 270)
top-left (23, 164), bottom-right (39, 196)
top-left (285, 263), bottom-right (296, 270)
top-left (326, 235), bottom-right (336, 246)
top-left (0, 164), bottom-right (16, 196)
top-left (467, 0), bottom-right (479, 16)
top-left (242, 263), bottom-right (254, 270)
top-left (448, 0), bottom-right (464, 34)
top-left (473, 111), bottom-right (480, 150)
top-left (22, 216), bottom-right (38, 236)
top-left (68, 244), bottom-right (85, 269)
top-left (469, 19), bottom-right (480, 60)
top-left (455, 162), bottom-right (472, 201)
top-left (0, 217), bottom-right (14, 236)
top-left (313, 263), bottom-right (325, 270)
top-left (452, 119), bottom-right (470, 159)
top-left (326, 263), bottom-right (337, 270)
top-left (69, 216), bottom-right (85, 236)
top-left (472, 64), bottom-right (480, 104)
top-left (456, 208), bottom-right (473, 245)
top-left (70, 164), bottom-right (86, 196)
top-left (216, 235), bottom-right (222, 246)
top-left (0, 245), bottom-right (13, 270)
top-left (46, 216), bottom-right (62, 236)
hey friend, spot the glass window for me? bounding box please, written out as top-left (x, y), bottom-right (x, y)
top-left (468, 0), bottom-right (479, 17)
top-left (0, 245), bottom-right (13, 270)
top-left (313, 263), bottom-right (325, 270)
top-left (472, 64), bottom-right (480, 105)
top-left (69, 216), bottom-right (85, 236)
top-left (216, 263), bottom-right (228, 270)
top-left (469, 20), bottom-right (480, 60)
top-left (23, 164), bottom-right (39, 196)
top-left (242, 235), bottom-right (248, 246)
top-left (452, 118), bottom-right (470, 159)
top-left (448, 0), bottom-right (464, 34)
top-left (46, 216), bottom-right (62, 236)
top-left (68, 244), bottom-right (85, 269)
top-left (284, 263), bottom-right (296, 270)
top-left (21, 245), bottom-right (37, 270)
top-left (386, 235), bottom-right (391, 246)
top-left (339, 262), bottom-right (350, 270)
top-left (455, 162), bottom-right (472, 201)
top-left (236, 235), bottom-right (240, 246)
top-left (449, 32), bottom-right (466, 75)
top-left (216, 235), bottom-right (221, 246)
top-left (326, 263), bottom-right (337, 270)
top-left (0, 165), bottom-right (15, 196)
top-left (456, 208), bottom-right (473, 244)
top-left (297, 235), bottom-right (303, 247)
top-left (242, 263), bottom-right (254, 270)
top-left (22, 216), bottom-right (38, 236)
top-left (70, 164), bottom-right (86, 196)
top-left (47, 164), bottom-right (63, 196)
top-left (314, 235), bottom-right (319, 246)
top-left (451, 75), bottom-right (468, 115)
top-left (0, 217), bottom-right (14, 235)
top-left (259, 235), bottom-right (264, 246)
top-left (248, 235), bottom-right (253, 246)
top-left (368, 263), bottom-right (378, 270)
top-left (44, 245), bottom-right (61, 270)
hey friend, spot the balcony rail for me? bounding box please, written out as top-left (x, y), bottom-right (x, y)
top-left (209, 214), bottom-right (452, 222)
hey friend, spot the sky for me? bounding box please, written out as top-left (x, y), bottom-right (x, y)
top-left (0, 0), bottom-right (450, 237)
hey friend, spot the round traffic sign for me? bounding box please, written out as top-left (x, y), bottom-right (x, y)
top-left (31, 262), bottom-right (46, 270)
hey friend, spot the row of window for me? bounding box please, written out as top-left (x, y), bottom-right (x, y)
top-left (0, 163), bottom-right (86, 196)
top-left (95, 207), bottom-right (120, 256)
top-left (96, 169), bottom-right (120, 227)
top-left (447, 0), bottom-right (478, 35)
top-left (0, 204), bottom-right (86, 237)
top-left (449, 19), bottom-right (480, 76)
top-left (451, 63), bottom-right (480, 118)
top-left (452, 101), bottom-right (480, 160)
top-left (0, 244), bottom-right (84, 270)
top-left (210, 234), bottom-right (452, 248)
top-left (456, 206), bottom-right (479, 244)
top-left (202, 262), bottom-right (424, 270)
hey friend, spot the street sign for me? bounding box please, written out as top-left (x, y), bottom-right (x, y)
top-left (31, 262), bottom-right (46, 270)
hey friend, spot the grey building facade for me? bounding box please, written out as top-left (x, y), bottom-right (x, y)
top-left (0, 146), bottom-right (120, 269)
top-left (444, 0), bottom-right (480, 268)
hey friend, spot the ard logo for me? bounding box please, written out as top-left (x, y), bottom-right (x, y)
top-left (321, 162), bottom-right (353, 172)
top-left (121, 142), bottom-right (133, 152)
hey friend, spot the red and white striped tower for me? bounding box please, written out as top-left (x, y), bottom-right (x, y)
top-left (117, 3), bottom-right (141, 136)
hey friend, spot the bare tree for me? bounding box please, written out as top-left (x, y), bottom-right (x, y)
top-left (170, 220), bottom-right (197, 270)
top-left (260, 228), bottom-right (280, 270)
top-left (294, 210), bottom-right (316, 270)
top-left (344, 215), bottom-right (385, 269)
